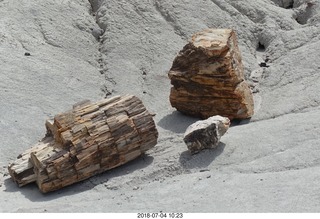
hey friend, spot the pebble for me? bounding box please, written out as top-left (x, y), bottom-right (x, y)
top-left (200, 169), bottom-right (209, 172)
top-left (105, 184), bottom-right (118, 190)
top-left (91, 27), bottom-right (104, 39)
top-left (133, 186), bottom-right (139, 190)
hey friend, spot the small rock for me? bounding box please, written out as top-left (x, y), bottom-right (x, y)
top-left (265, 57), bottom-right (270, 62)
top-left (105, 184), bottom-right (118, 190)
top-left (183, 115), bottom-right (230, 154)
top-left (199, 169), bottom-right (209, 172)
top-left (91, 27), bottom-right (104, 40)
top-left (133, 186), bottom-right (139, 190)
top-left (259, 62), bottom-right (269, 67)
top-left (206, 175), bottom-right (211, 179)
top-left (24, 52), bottom-right (31, 56)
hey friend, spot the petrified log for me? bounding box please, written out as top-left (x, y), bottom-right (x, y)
top-left (8, 95), bottom-right (158, 193)
top-left (168, 29), bottom-right (254, 119)
top-left (183, 116), bottom-right (230, 154)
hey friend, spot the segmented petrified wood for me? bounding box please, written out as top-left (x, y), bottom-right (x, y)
top-left (168, 29), bottom-right (254, 119)
top-left (8, 95), bottom-right (158, 193)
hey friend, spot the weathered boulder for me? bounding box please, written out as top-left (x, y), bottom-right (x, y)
top-left (183, 116), bottom-right (230, 154)
top-left (168, 29), bottom-right (254, 120)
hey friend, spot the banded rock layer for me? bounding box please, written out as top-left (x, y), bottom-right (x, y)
top-left (168, 29), bottom-right (254, 119)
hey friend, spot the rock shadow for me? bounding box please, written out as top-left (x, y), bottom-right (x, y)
top-left (179, 142), bottom-right (225, 170)
top-left (230, 118), bottom-right (251, 127)
top-left (3, 154), bottom-right (154, 202)
top-left (157, 111), bottom-right (199, 133)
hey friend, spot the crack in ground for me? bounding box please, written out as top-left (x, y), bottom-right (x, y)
top-left (153, 0), bottom-right (187, 41)
top-left (210, 0), bottom-right (260, 25)
top-left (37, 20), bottom-right (62, 48)
top-left (87, 1), bottom-right (116, 98)
top-left (251, 101), bottom-right (320, 123)
top-left (231, 162), bottom-right (320, 175)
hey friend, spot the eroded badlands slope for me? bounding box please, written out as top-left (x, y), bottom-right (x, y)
top-left (1, 0), bottom-right (320, 212)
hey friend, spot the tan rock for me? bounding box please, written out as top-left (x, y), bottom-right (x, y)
top-left (8, 95), bottom-right (158, 193)
top-left (168, 29), bottom-right (254, 119)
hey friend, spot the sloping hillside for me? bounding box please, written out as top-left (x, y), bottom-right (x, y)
top-left (1, 0), bottom-right (320, 212)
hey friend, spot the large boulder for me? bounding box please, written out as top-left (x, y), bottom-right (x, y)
top-left (183, 115), bottom-right (230, 154)
top-left (168, 29), bottom-right (254, 120)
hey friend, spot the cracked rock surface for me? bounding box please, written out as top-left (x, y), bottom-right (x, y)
top-left (168, 29), bottom-right (254, 120)
top-left (1, 0), bottom-right (320, 212)
top-left (184, 116), bottom-right (230, 154)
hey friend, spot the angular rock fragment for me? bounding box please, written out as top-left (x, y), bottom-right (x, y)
top-left (8, 95), bottom-right (158, 193)
top-left (168, 29), bottom-right (254, 119)
top-left (183, 116), bottom-right (230, 154)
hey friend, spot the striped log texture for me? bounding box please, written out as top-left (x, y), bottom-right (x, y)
top-left (8, 95), bottom-right (158, 193)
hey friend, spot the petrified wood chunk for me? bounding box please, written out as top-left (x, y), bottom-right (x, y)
top-left (183, 116), bottom-right (230, 154)
top-left (8, 95), bottom-right (158, 193)
top-left (168, 29), bottom-right (254, 119)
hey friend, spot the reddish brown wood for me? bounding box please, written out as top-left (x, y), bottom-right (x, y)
top-left (168, 29), bottom-right (254, 119)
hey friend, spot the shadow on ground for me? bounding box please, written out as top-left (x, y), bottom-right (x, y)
top-left (179, 142), bottom-right (226, 170)
top-left (157, 111), bottom-right (199, 133)
top-left (158, 111), bottom-right (251, 133)
top-left (230, 118), bottom-right (251, 127)
top-left (3, 154), bottom-right (154, 202)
